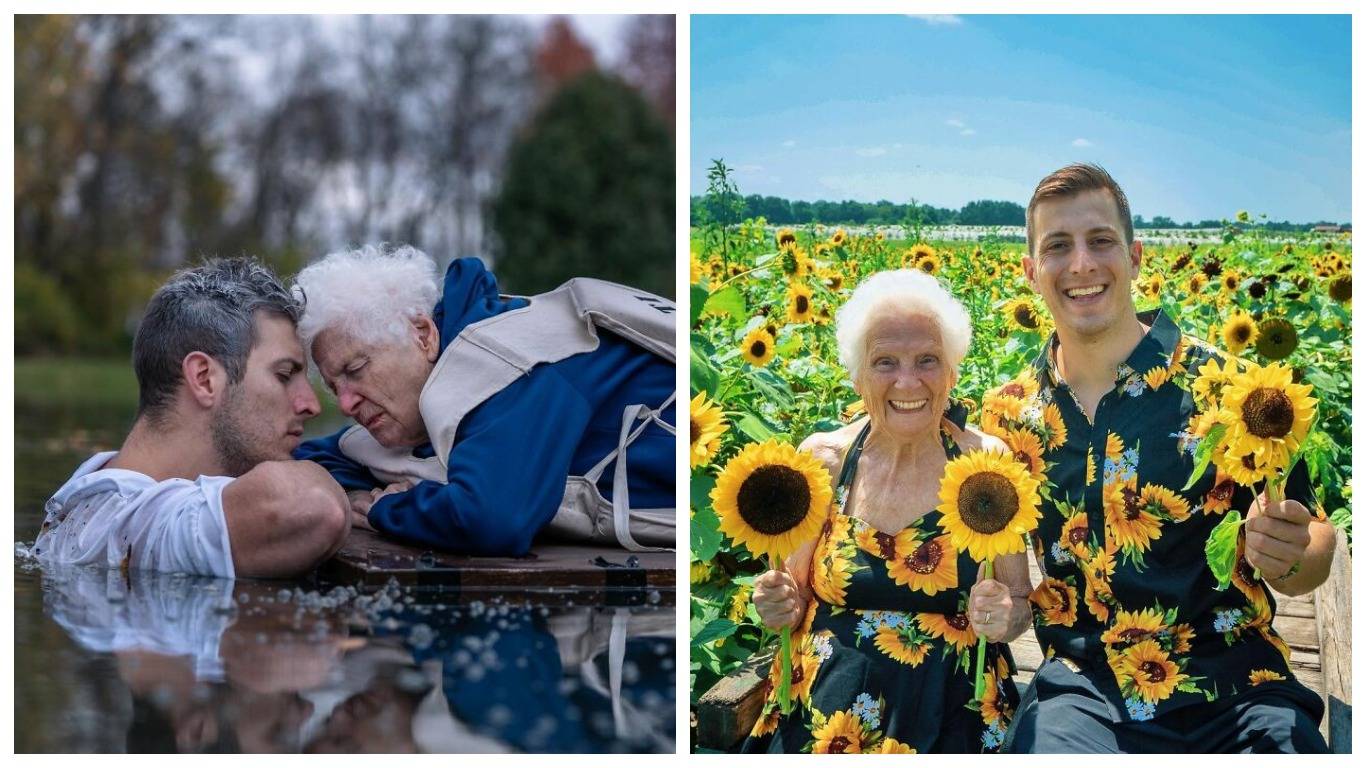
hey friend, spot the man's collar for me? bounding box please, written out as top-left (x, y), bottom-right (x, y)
top-left (1033, 309), bottom-right (1178, 388)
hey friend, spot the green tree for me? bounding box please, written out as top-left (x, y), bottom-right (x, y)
top-left (492, 72), bottom-right (674, 297)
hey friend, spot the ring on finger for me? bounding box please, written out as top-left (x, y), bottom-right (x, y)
top-left (984, 611), bottom-right (992, 624)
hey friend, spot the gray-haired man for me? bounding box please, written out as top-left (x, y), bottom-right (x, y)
top-left (34, 258), bottom-right (350, 579)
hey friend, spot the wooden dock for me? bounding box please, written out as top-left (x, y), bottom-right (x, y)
top-left (318, 528), bottom-right (675, 604)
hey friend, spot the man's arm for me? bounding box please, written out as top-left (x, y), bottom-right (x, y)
top-left (222, 460), bottom-right (350, 578)
top-left (367, 368), bottom-right (593, 556)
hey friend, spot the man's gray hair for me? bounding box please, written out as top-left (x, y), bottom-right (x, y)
top-left (835, 269), bottom-right (973, 378)
top-left (133, 257), bottom-right (301, 422)
top-left (292, 244), bottom-right (440, 355)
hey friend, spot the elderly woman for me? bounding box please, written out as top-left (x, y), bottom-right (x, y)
top-left (743, 269), bottom-right (1031, 754)
top-left (291, 245), bottom-right (675, 556)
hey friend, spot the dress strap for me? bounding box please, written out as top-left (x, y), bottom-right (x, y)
top-left (835, 421), bottom-right (873, 494)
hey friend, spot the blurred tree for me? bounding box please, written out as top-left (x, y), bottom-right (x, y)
top-left (618, 15), bottom-right (674, 123)
top-left (536, 17), bottom-right (595, 89)
top-left (491, 72), bottom-right (673, 298)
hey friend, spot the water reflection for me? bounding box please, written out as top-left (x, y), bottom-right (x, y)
top-left (29, 560), bottom-right (675, 753)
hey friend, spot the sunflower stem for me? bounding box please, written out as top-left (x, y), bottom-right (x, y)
top-left (974, 560), bottom-right (993, 701)
top-left (778, 625), bottom-right (794, 715)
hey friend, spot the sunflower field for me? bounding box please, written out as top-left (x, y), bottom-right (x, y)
top-left (688, 208), bottom-right (1353, 704)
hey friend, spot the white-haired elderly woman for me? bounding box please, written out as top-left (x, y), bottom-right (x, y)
top-left (291, 245), bottom-right (676, 556)
top-left (743, 269), bottom-right (1031, 754)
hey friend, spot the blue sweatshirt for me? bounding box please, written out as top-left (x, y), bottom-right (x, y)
top-left (295, 258), bottom-right (675, 556)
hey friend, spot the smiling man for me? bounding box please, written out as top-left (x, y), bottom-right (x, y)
top-left (292, 245), bottom-right (675, 556)
top-left (996, 164), bottom-right (1336, 753)
top-left (34, 259), bottom-right (351, 579)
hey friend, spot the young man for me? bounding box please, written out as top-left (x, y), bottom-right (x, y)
top-left (33, 259), bottom-right (350, 579)
top-left (994, 164), bottom-right (1336, 753)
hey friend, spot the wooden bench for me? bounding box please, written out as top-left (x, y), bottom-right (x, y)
top-left (694, 540), bottom-right (1351, 752)
top-left (318, 528), bottom-right (675, 606)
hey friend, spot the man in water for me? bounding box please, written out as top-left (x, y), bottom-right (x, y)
top-left (34, 258), bottom-right (350, 578)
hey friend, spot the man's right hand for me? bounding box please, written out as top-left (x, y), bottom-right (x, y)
top-left (753, 569), bottom-right (805, 630)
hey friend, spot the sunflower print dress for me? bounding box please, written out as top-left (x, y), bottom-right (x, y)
top-left (742, 416), bottom-right (1020, 754)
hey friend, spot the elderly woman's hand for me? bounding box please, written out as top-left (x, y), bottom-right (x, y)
top-left (968, 576), bottom-right (1015, 643)
top-left (753, 569), bottom-right (806, 630)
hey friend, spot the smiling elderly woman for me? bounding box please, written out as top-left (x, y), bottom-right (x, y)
top-left (743, 269), bottom-right (1032, 754)
top-left (291, 245), bottom-right (676, 556)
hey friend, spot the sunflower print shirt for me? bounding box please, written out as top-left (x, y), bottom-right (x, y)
top-left (982, 309), bottom-right (1322, 723)
top-left (743, 409), bottom-right (1020, 754)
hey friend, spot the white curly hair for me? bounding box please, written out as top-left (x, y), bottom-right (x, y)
top-left (835, 269), bottom-right (972, 377)
top-left (293, 244), bottom-right (440, 354)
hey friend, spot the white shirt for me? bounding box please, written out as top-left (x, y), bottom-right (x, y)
top-left (34, 452), bottom-right (237, 579)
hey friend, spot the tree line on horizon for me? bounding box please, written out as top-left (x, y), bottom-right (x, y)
top-left (689, 193), bottom-right (1350, 232)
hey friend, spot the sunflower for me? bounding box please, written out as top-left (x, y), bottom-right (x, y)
top-left (1254, 317), bottom-right (1298, 360)
top-left (1040, 403), bottom-right (1068, 451)
top-left (1143, 365), bottom-right (1170, 391)
top-left (874, 625), bottom-right (931, 667)
top-left (822, 270), bottom-right (845, 292)
top-left (775, 228), bottom-right (797, 248)
top-left (1029, 576), bottom-right (1078, 627)
top-left (811, 709), bottom-right (864, 753)
top-left (887, 532), bottom-right (959, 595)
top-left (710, 440), bottom-right (833, 564)
top-left (1169, 623), bottom-right (1196, 654)
top-left (727, 584), bottom-right (753, 622)
top-left (830, 229), bottom-right (848, 248)
top-left (1221, 311), bottom-right (1258, 356)
top-left (740, 327), bottom-right (777, 367)
top-left (854, 521), bottom-right (898, 561)
top-left (786, 635), bottom-right (824, 704)
top-left (1083, 571), bottom-right (1113, 623)
top-left (1104, 479), bottom-right (1163, 555)
top-left (690, 252), bottom-right (706, 287)
top-left (690, 560), bottom-right (714, 585)
top-left (812, 515), bottom-right (855, 606)
top-left (1105, 432), bottom-right (1125, 463)
top-left (1061, 509), bottom-right (1090, 558)
top-left (689, 392), bottom-right (729, 468)
top-left (1001, 428), bottom-right (1046, 481)
top-left (1139, 483), bottom-right (1191, 524)
top-left (1249, 669), bottom-right (1287, 686)
top-left (1221, 270), bottom-right (1242, 293)
top-left (917, 611), bottom-right (977, 653)
top-left (785, 282), bottom-right (815, 324)
top-left (1003, 298), bottom-right (1043, 331)
top-left (916, 256), bottom-right (940, 275)
top-left (874, 738), bottom-right (916, 754)
top-left (982, 389), bottom-right (1027, 421)
top-left (1116, 639), bottom-right (1187, 704)
top-left (749, 704), bottom-right (780, 738)
top-left (1216, 361), bottom-right (1316, 470)
top-left (1327, 275), bottom-right (1351, 303)
top-left (1085, 452), bottom-right (1097, 486)
top-left (1188, 273), bottom-right (1208, 295)
top-left (938, 449), bottom-right (1043, 563)
top-left (1203, 471), bottom-right (1237, 514)
top-left (1191, 356), bottom-right (1240, 409)
top-left (905, 242), bottom-right (936, 268)
top-left (1100, 607), bottom-right (1167, 645)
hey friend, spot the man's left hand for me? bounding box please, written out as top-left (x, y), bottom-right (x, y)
top-left (1244, 494), bottom-right (1313, 581)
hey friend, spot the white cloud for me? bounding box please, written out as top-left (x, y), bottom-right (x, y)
top-left (781, 139), bottom-right (797, 148)
top-left (945, 118), bottom-right (965, 128)
top-left (1072, 138), bottom-right (1093, 147)
top-left (960, 128), bottom-right (976, 136)
top-left (906, 15), bottom-right (962, 25)
top-left (855, 146), bottom-right (888, 157)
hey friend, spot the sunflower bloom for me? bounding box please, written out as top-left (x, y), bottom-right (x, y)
top-left (917, 611), bottom-right (977, 653)
top-left (938, 450), bottom-right (1043, 563)
top-left (710, 440), bottom-right (833, 564)
top-left (1003, 298), bottom-right (1043, 332)
top-left (786, 282), bottom-right (815, 324)
top-left (689, 392), bottom-right (729, 469)
top-left (874, 738), bottom-right (916, 753)
top-left (1255, 317), bottom-right (1298, 360)
top-left (740, 326), bottom-right (777, 367)
top-left (1100, 607), bottom-right (1167, 645)
top-left (1221, 312), bottom-right (1258, 356)
top-left (874, 625), bottom-right (931, 667)
top-left (1249, 669), bottom-right (1287, 686)
top-left (1216, 361), bottom-right (1316, 471)
top-left (887, 532), bottom-right (959, 595)
top-left (1030, 576), bottom-right (1079, 627)
top-left (811, 709), bottom-right (864, 753)
top-left (1116, 640), bottom-right (1187, 704)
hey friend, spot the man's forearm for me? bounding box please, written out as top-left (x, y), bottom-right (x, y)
top-left (1268, 519), bottom-right (1338, 597)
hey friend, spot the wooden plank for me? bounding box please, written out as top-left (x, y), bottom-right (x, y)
top-left (320, 528), bottom-right (676, 591)
top-left (1314, 532), bottom-right (1351, 753)
top-left (695, 650), bottom-right (774, 751)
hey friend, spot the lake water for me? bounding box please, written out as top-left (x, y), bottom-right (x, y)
top-left (12, 360), bottom-right (676, 753)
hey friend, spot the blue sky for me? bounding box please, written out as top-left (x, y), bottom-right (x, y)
top-left (691, 15), bottom-right (1351, 223)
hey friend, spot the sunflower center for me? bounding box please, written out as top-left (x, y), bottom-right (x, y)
top-left (1122, 486), bottom-right (1143, 520)
top-left (1067, 524), bottom-right (1088, 546)
top-left (906, 538), bottom-right (944, 574)
top-left (956, 471), bottom-right (1019, 534)
top-left (1138, 660), bottom-right (1167, 683)
top-left (1232, 322), bottom-right (1252, 344)
top-left (791, 664), bottom-right (805, 685)
top-left (690, 418), bottom-right (700, 445)
top-left (1242, 388), bottom-right (1295, 439)
top-left (947, 613), bottom-right (971, 631)
top-left (1117, 627), bottom-right (1152, 642)
top-left (1013, 305), bottom-right (1038, 329)
top-left (873, 531), bottom-right (898, 561)
top-left (1000, 383), bottom-right (1026, 398)
top-left (749, 339), bottom-right (768, 358)
top-left (828, 736), bottom-right (852, 753)
top-left (1236, 554), bottom-right (1256, 584)
top-left (1210, 479), bottom-right (1234, 502)
top-left (796, 295), bottom-right (809, 314)
top-left (735, 465), bottom-right (811, 535)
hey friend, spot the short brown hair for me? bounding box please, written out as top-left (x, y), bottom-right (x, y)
top-left (1026, 163), bottom-right (1133, 255)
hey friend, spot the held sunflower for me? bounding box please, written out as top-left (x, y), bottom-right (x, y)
top-left (937, 450), bottom-right (1043, 563)
top-left (1216, 361), bottom-right (1316, 471)
top-left (710, 440), bottom-right (833, 565)
top-left (689, 391), bottom-right (729, 469)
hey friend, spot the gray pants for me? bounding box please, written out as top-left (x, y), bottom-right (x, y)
top-left (1005, 657), bottom-right (1328, 753)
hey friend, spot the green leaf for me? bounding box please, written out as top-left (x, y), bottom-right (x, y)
top-left (690, 501), bottom-right (723, 562)
top-left (1205, 510), bottom-right (1244, 590)
top-left (691, 618), bottom-right (738, 647)
top-left (690, 283), bottom-right (710, 328)
top-left (690, 340), bottom-right (720, 398)
top-left (776, 330), bottom-right (803, 357)
top-left (1183, 423), bottom-right (1227, 491)
top-left (702, 284), bottom-right (746, 321)
top-left (691, 471), bottom-right (717, 512)
top-left (748, 368), bottom-right (795, 408)
top-left (736, 411), bottom-right (779, 442)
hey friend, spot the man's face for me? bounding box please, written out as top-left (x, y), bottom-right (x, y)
top-left (311, 319), bottom-right (439, 449)
top-left (211, 313), bottom-right (320, 476)
top-left (1024, 188), bottom-right (1142, 341)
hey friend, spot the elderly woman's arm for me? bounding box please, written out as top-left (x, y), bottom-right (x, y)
top-left (968, 552), bottom-right (1033, 644)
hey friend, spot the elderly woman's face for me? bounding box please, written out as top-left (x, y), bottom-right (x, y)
top-left (312, 318), bottom-right (440, 448)
top-left (855, 309), bottom-right (955, 441)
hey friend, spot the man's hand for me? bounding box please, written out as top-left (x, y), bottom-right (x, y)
top-left (753, 569), bottom-right (805, 630)
top-left (969, 575), bottom-right (1014, 642)
top-left (1245, 493), bottom-right (1313, 581)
